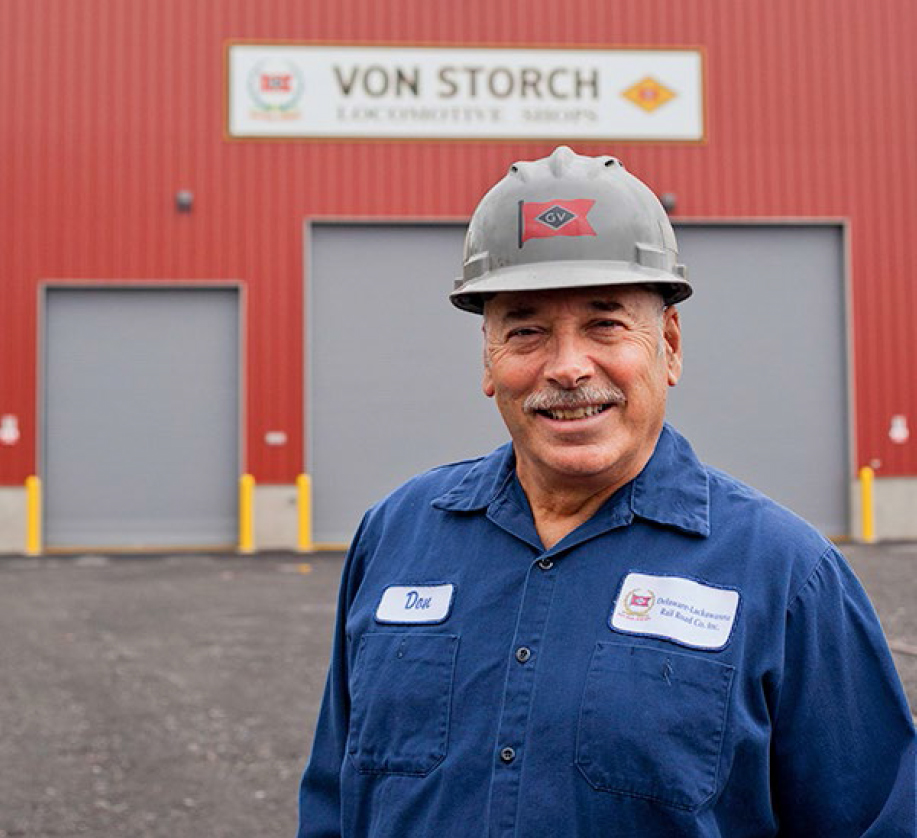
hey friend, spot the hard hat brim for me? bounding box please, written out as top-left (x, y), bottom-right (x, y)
top-left (450, 260), bottom-right (692, 314)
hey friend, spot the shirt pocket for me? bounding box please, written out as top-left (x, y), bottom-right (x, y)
top-left (575, 642), bottom-right (734, 811)
top-left (347, 632), bottom-right (459, 776)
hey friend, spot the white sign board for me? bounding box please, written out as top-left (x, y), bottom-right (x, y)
top-left (227, 44), bottom-right (704, 141)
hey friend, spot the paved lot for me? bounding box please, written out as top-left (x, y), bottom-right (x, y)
top-left (0, 552), bottom-right (342, 838)
top-left (0, 543), bottom-right (915, 837)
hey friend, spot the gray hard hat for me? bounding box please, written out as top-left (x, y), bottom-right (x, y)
top-left (450, 146), bottom-right (691, 314)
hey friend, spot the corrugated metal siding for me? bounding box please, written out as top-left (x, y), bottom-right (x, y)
top-left (1, 0), bottom-right (916, 483)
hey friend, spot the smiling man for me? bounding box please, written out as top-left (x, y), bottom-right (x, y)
top-left (298, 147), bottom-right (915, 837)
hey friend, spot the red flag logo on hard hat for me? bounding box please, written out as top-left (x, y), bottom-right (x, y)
top-left (518, 199), bottom-right (597, 247)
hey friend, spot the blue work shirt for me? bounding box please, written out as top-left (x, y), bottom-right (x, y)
top-left (298, 425), bottom-right (916, 837)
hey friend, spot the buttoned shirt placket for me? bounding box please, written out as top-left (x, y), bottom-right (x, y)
top-left (489, 552), bottom-right (558, 834)
top-left (481, 481), bottom-right (633, 837)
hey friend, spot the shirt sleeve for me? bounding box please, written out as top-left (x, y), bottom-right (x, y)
top-left (770, 547), bottom-right (916, 836)
top-left (297, 526), bottom-right (366, 838)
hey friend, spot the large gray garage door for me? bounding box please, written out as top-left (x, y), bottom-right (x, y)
top-left (307, 225), bottom-right (507, 545)
top-left (667, 225), bottom-right (848, 537)
top-left (307, 223), bottom-right (848, 545)
top-left (43, 288), bottom-right (240, 550)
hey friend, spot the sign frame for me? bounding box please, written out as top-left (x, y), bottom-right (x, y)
top-left (224, 41), bottom-right (707, 143)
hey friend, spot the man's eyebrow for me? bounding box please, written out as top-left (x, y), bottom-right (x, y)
top-left (588, 300), bottom-right (626, 313)
top-left (499, 305), bottom-right (539, 323)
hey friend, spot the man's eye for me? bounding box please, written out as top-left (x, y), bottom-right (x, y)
top-left (593, 320), bottom-right (624, 331)
top-left (507, 327), bottom-right (540, 339)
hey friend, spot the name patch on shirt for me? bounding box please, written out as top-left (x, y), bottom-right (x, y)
top-left (375, 584), bottom-right (455, 625)
top-left (610, 572), bottom-right (740, 650)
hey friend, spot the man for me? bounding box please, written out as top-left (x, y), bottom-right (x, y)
top-left (298, 147), bottom-right (915, 836)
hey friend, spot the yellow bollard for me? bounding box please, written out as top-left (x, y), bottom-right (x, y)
top-left (297, 473), bottom-right (314, 553)
top-left (25, 475), bottom-right (42, 556)
top-left (239, 473), bottom-right (255, 554)
top-left (859, 466), bottom-right (876, 544)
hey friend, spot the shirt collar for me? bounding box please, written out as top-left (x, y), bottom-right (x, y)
top-left (432, 443), bottom-right (517, 514)
top-left (630, 423), bottom-right (710, 537)
top-left (432, 423), bottom-right (710, 538)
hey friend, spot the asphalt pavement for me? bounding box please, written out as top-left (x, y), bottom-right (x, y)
top-left (0, 542), bottom-right (914, 838)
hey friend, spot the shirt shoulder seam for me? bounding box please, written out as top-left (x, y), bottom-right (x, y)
top-left (786, 544), bottom-right (837, 609)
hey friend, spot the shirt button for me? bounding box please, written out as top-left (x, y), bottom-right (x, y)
top-left (515, 646), bottom-right (532, 663)
top-left (499, 747), bottom-right (516, 764)
top-left (537, 558), bottom-right (554, 571)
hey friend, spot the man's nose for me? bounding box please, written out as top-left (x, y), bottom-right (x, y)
top-left (543, 332), bottom-right (594, 389)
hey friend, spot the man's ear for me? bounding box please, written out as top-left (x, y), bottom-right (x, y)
top-left (482, 354), bottom-right (495, 398)
top-left (482, 322), bottom-right (496, 397)
top-left (663, 307), bottom-right (683, 386)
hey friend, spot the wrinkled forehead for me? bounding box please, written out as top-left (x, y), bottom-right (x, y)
top-left (482, 284), bottom-right (664, 322)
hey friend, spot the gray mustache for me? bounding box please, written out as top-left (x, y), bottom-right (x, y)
top-left (523, 384), bottom-right (626, 414)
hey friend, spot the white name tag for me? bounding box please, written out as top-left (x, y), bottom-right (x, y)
top-left (611, 573), bottom-right (739, 650)
top-left (375, 584), bottom-right (455, 624)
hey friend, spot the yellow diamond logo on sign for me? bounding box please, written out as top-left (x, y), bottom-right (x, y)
top-left (622, 77), bottom-right (677, 112)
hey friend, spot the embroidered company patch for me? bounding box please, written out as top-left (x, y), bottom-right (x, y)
top-left (610, 573), bottom-right (740, 650)
top-left (375, 584), bottom-right (455, 625)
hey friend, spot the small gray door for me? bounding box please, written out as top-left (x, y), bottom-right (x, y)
top-left (307, 224), bottom-right (507, 545)
top-left (667, 225), bottom-right (849, 536)
top-left (43, 288), bottom-right (240, 549)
